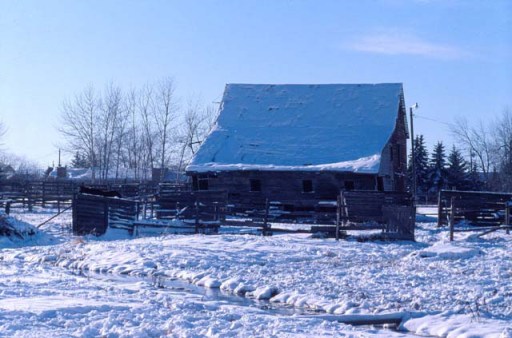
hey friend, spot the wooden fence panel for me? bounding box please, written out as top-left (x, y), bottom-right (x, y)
top-left (72, 193), bottom-right (139, 235)
top-left (154, 188), bottom-right (413, 239)
top-left (438, 190), bottom-right (512, 227)
top-left (156, 189), bottom-right (227, 223)
top-left (382, 205), bottom-right (415, 240)
top-left (72, 194), bottom-right (108, 235)
top-left (0, 180), bottom-right (159, 210)
top-left (341, 191), bottom-right (412, 224)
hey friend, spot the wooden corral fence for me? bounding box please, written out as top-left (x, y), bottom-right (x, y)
top-left (223, 198), bottom-right (327, 236)
top-left (70, 183), bottom-right (415, 240)
top-left (155, 186), bottom-right (227, 234)
top-left (72, 184), bottom-right (221, 236)
top-left (155, 187), bottom-right (415, 240)
top-left (72, 193), bottom-right (141, 235)
top-left (339, 191), bottom-right (415, 240)
top-left (0, 181), bottom-right (76, 212)
top-left (437, 190), bottom-right (512, 241)
top-left (0, 180), bottom-right (160, 213)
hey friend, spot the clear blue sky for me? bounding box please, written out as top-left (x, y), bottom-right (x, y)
top-left (1, 0), bottom-right (511, 167)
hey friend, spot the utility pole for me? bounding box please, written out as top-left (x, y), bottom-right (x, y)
top-left (410, 103), bottom-right (419, 204)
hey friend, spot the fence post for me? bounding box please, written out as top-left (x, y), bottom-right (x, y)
top-left (195, 201), bottom-right (199, 234)
top-left (449, 197), bottom-right (455, 242)
top-left (506, 202), bottom-right (510, 235)
top-left (437, 191), bottom-right (442, 227)
top-left (5, 201), bottom-right (11, 215)
top-left (104, 199), bottom-right (109, 236)
top-left (336, 194), bottom-right (341, 241)
top-left (263, 199), bottom-right (270, 236)
top-left (28, 189), bottom-right (33, 212)
top-left (143, 198), bottom-right (147, 219)
top-left (42, 182), bottom-right (46, 208)
top-left (72, 193), bottom-right (77, 234)
top-left (341, 191), bottom-right (348, 226)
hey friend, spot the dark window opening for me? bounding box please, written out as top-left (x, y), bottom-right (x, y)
top-left (250, 179), bottom-right (261, 192)
top-left (197, 175), bottom-right (209, 191)
top-left (302, 180), bottom-right (314, 193)
top-left (377, 177), bottom-right (384, 191)
top-left (344, 181), bottom-right (355, 191)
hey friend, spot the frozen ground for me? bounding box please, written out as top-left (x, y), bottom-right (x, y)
top-left (0, 208), bottom-right (511, 337)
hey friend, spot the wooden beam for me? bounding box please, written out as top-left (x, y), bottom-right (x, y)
top-left (296, 312), bottom-right (404, 327)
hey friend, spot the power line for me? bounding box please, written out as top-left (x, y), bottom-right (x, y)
top-left (414, 114), bottom-right (453, 127)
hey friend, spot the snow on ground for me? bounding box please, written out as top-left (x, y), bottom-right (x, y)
top-left (0, 207), bottom-right (511, 337)
top-left (0, 211), bottom-right (57, 248)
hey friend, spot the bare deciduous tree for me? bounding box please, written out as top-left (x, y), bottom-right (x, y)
top-left (451, 117), bottom-right (494, 184)
top-left (494, 108), bottom-right (512, 190)
top-left (58, 78), bottom-right (216, 182)
top-left (176, 98), bottom-right (217, 174)
top-left (0, 152), bottom-right (42, 179)
top-left (97, 83), bottom-right (124, 180)
top-left (153, 78), bottom-right (178, 175)
top-left (451, 107), bottom-right (512, 191)
top-left (139, 84), bottom-right (156, 172)
top-left (125, 88), bottom-right (142, 179)
top-left (59, 85), bottom-right (99, 180)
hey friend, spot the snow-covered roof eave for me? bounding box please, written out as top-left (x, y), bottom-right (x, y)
top-left (186, 155), bottom-right (381, 174)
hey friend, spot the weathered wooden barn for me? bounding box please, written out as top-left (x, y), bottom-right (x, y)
top-left (186, 83), bottom-right (409, 203)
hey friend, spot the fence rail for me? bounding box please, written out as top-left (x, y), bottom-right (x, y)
top-left (438, 190), bottom-right (512, 226)
top-left (437, 190), bottom-right (512, 241)
top-left (154, 189), bottom-right (414, 240)
top-left (0, 180), bottom-right (161, 212)
top-left (10, 181), bottom-right (415, 240)
top-left (72, 193), bottom-right (140, 235)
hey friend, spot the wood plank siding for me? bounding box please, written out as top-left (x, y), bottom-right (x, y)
top-left (191, 171), bottom-right (377, 202)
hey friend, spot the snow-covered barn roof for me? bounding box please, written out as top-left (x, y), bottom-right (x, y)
top-left (187, 83), bottom-right (405, 173)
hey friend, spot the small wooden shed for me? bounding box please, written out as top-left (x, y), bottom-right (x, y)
top-left (186, 83), bottom-right (409, 203)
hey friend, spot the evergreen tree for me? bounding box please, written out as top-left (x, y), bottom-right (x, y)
top-left (446, 145), bottom-right (470, 190)
top-left (408, 135), bottom-right (430, 198)
top-left (426, 141), bottom-right (448, 198)
top-left (71, 151), bottom-right (91, 168)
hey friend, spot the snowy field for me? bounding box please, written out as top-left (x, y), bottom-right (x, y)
top-left (0, 208), bottom-right (511, 337)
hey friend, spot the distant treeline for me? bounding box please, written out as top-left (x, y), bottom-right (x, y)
top-left (411, 108), bottom-right (512, 200)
